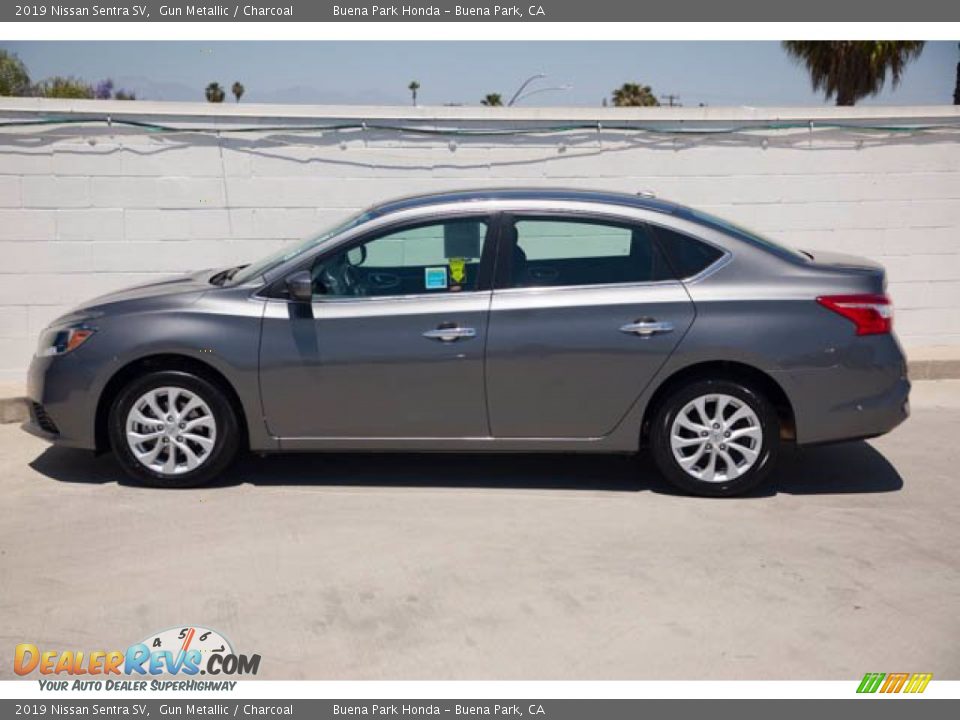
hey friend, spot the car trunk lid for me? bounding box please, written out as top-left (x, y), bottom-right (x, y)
top-left (801, 249), bottom-right (887, 294)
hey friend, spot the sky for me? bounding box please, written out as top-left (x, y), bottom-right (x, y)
top-left (2, 41), bottom-right (958, 107)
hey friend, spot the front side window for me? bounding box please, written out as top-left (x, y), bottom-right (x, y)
top-left (312, 218), bottom-right (489, 298)
top-left (507, 217), bottom-right (674, 289)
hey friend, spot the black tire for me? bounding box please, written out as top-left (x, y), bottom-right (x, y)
top-left (108, 370), bottom-right (240, 488)
top-left (650, 379), bottom-right (780, 497)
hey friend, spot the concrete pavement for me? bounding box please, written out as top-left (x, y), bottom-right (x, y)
top-left (1, 381), bottom-right (959, 680)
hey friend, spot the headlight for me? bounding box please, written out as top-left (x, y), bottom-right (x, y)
top-left (37, 325), bottom-right (97, 357)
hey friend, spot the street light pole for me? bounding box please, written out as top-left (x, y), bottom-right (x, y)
top-left (511, 84), bottom-right (573, 105)
top-left (507, 73), bottom-right (547, 106)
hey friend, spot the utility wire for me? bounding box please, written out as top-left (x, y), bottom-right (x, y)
top-left (0, 115), bottom-right (957, 137)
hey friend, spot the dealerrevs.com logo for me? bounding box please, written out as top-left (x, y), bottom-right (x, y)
top-left (14, 626), bottom-right (260, 690)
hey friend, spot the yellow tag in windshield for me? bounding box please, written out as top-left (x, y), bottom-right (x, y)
top-left (449, 258), bottom-right (467, 284)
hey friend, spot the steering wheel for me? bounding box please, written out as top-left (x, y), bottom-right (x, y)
top-left (316, 249), bottom-right (365, 296)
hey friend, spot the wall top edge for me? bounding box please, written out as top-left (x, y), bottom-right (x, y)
top-left (1, 97), bottom-right (959, 124)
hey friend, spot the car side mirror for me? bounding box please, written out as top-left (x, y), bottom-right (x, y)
top-left (285, 271), bottom-right (313, 302)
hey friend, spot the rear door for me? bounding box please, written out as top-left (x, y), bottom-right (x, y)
top-left (485, 213), bottom-right (696, 438)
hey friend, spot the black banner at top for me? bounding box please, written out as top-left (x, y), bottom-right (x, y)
top-left (0, 700), bottom-right (959, 720)
top-left (3, 0), bottom-right (958, 22)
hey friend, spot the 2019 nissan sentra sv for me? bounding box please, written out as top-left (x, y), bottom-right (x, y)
top-left (24, 189), bottom-right (910, 496)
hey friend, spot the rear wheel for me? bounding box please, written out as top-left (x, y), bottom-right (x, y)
top-left (650, 379), bottom-right (779, 497)
top-left (108, 370), bottom-right (240, 488)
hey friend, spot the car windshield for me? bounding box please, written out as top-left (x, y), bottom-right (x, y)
top-left (227, 210), bottom-right (377, 285)
top-left (685, 208), bottom-right (810, 262)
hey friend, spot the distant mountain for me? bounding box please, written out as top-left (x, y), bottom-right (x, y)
top-left (113, 76), bottom-right (197, 101)
top-left (110, 76), bottom-right (403, 105)
top-left (246, 84), bottom-right (401, 106)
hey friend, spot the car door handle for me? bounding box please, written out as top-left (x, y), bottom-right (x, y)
top-left (422, 325), bottom-right (477, 342)
top-left (619, 319), bottom-right (674, 337)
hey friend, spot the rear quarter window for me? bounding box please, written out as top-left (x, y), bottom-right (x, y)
top-left (655, 227), bottom-right (725, 279)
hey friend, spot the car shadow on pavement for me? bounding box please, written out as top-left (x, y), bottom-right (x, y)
top-left (29, 440), bottom-right (903, 496)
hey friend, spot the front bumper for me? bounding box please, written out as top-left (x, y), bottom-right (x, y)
top-left (22, 399), bottom-right (61, 441)
top-left (25, 350), bottom-right (100, 449)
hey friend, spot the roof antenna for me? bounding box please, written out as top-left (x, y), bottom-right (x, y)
top-left (636, 189), bottom-right (656, 198)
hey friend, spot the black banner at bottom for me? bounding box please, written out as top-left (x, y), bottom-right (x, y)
top-left (1, 699), bottom-right (958, 720)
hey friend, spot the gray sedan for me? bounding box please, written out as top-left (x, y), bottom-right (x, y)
top-left (24, 189), bottom-right (910, 496)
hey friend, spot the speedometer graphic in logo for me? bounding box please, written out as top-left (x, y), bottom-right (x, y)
top-left (140, 626), bottom-right (233, 665)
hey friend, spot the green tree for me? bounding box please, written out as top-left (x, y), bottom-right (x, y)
top-left (34, 76), bottom-right (94, 99)
top-left (611, 83), bottom-right (659, 107)
top-left (481, 93), bottom-right (503, 106)
top-left (114, 89), bottom-right (136, 101)
top-left (205, 82), bottom-right (226, 103)
top-left (408, 80), bottom-right (420, 106)
top-left (783, 41), bottom-right (925, 106)
top-left (231, 81), bottom-right (245, 103)
top-left (0, 49), bottom-right (31, 96)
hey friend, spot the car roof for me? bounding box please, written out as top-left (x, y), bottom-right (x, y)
top-left (367, 187), bottom-right (689, 218)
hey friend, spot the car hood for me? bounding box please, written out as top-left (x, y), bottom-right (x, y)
top-left (54, 269), bottom-right (216, 326)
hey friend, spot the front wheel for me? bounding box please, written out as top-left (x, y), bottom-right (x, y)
top-left (108, 370), bottom-right (240, 488)
top-left (650, 379), bottom-right (780, 497)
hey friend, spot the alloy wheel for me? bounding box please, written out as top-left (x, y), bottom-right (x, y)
top-left (125, 386), bottom-right (218, 476)
top-left (669, 393), bottom-right (763, 483)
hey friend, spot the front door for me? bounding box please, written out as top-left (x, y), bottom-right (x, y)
top-left (259, 215), bottom-right (495, 439)
top-left (485, 214), bottom-right (696, 438)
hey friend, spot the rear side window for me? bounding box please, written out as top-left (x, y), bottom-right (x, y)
top-left (507, 218), bottom-right (674, 288)
top-left (655, 227), bottom-right (725, 279)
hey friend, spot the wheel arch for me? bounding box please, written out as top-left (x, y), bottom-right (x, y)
top-left (94, 353), bottom-right (250, 454)
top-left (639, 360), bottom-right (796, 447)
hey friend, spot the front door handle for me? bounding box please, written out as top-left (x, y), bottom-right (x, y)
top-left (422, 325), bottom-right (477, 342)
top-left (620, 319), bottom-right (674, 337)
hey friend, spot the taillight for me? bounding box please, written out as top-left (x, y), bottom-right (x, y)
top-left (816, 294), bottom-right (892, 336)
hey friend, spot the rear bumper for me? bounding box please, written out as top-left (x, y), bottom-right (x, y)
top-left (795, 376), bottom-right (910, 445)
top-left (781, 335), bottom-right (910, 446)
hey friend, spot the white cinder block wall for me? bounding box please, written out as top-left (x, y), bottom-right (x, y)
top-left (1, 98), bottom-right (959, 381)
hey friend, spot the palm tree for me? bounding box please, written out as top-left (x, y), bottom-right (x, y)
top-left (611, 83), bottom-right (659, 107)
top-left (205, 82), bottom-right (225, 103)
top-left (481, 93), bottom-right (503, 106)
top-left (0, 49), bottom-right (31, 96)
top-left (408, 80), bottom-right (420, 106)
top-left (783, 41), bottom-right (925, 106)
top-left (231, 81), bottom-right (245, 103)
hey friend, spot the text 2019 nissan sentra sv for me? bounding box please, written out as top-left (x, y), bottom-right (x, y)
top-left (24, 189), bottom-right (910, 496)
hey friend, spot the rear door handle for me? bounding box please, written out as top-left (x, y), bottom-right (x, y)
top-left (619, 319), bottom-right (674, 337)
top-left (422, 325), bottom-right (477, 342)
